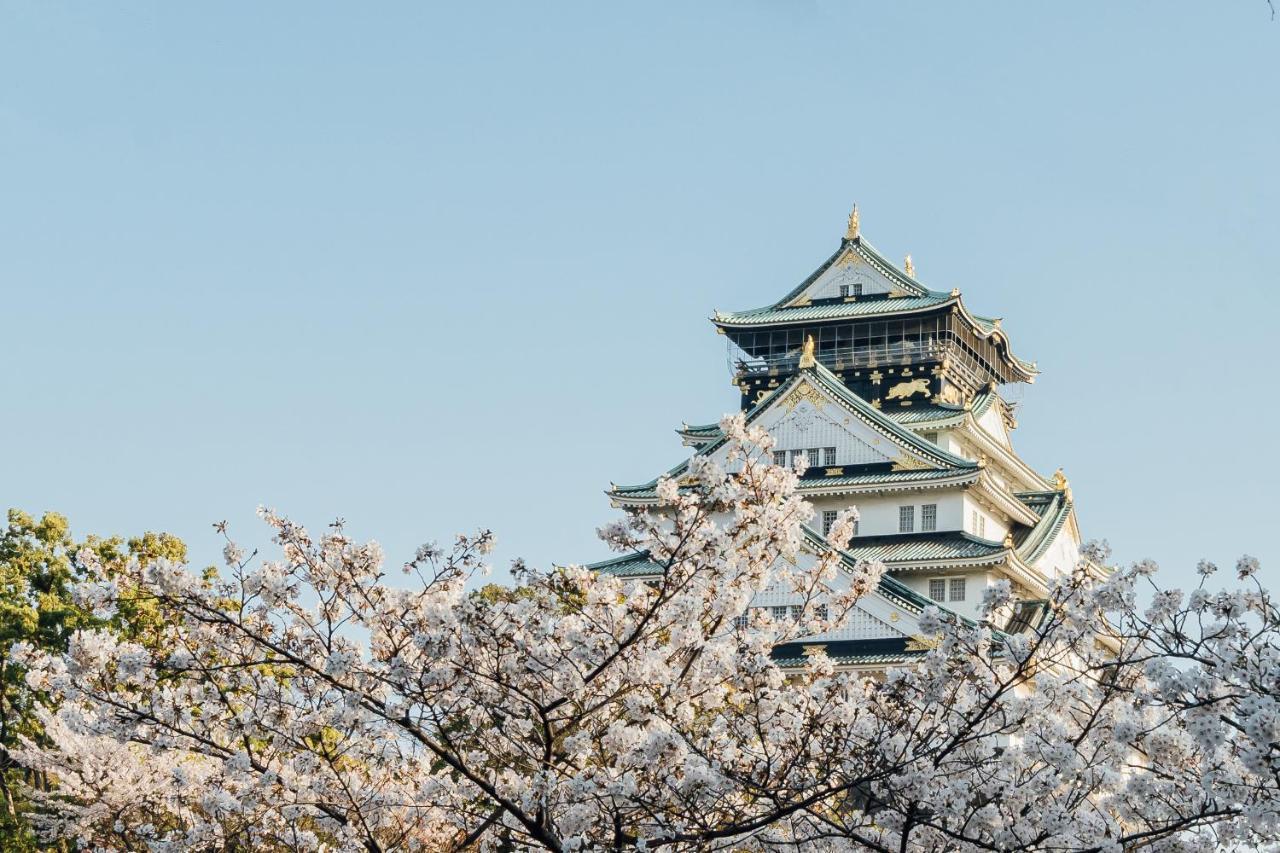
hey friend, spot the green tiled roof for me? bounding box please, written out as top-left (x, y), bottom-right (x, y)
top-left (1014, 492), bottom-right (1074, 564)
top-left (714, 294), bottom-right (951, 327)
top-left (886, 402), bottom-right (967, 425)
top-left (840, 532), bottom-right (1007, 566)
top-left (677, 422), bottom-right (722, 440)
top-left (587, 551), bottom-right (666, 577)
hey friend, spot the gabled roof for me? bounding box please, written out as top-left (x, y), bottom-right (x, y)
top-left (710, 233), bottom-right (1038, 381)
top-left (769, 236), bottom-right (933, 308)
top-left (609, 362), bottom-right (978, 501)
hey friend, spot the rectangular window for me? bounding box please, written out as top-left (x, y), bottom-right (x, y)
top-left (949, 578), bottom-right (966, 602)
top-left (929, 579), bottom-right (946, 602)
top-left (732, 614), bottom-right (749, 629)
top-left (808, 449), bottom-right (821, 468)
top-left (823, 446), bottom-right (837, 466)
top-left (852, 282), bottom-right (863, 297)
top-left (773, 450), bottom-right (787, 466)
top-left (771, 605), bottom-right (788, 620)
top-left (822, 510), bottom-right (838, 535)
top-left (790, 450), bottom-right (806, 468)
top-left (789, 605), bottom-right (803, 621)
top-left (852, 519), bottom-right (859, 537)
top-left (816, 604), bottom-right (829, 620)
top-left (971, 510), bottom-right (985, 538)
top-left (838, 284), bottom-right (849, 298)
top-left (899, 505), bottom-right (915, 533)
top-left (921, 504), bottom-right (937, 532)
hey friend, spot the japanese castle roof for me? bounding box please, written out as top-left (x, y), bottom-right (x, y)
top-left (840, 531), bottom-right (1008, 569)
top-left (710, 233), bottom-right (1038, 378)
top-left (613, 361), bottom-right (978, 501)
top-left (769, 636), bottom-right (925, 669)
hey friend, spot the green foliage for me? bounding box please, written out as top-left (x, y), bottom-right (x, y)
top-left (0, 509), bottom-right (190, 849)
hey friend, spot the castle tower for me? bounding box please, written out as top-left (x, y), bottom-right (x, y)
top-left (591, 209), bottom-right (1098, 668)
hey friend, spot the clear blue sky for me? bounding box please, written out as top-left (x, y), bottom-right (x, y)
top-left (3, 2), bottom-right (1276, 591)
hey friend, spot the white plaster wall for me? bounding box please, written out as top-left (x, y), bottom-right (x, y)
top-left (808, 490), bottom-right (966, 537)
top-left (893, 569), bottom-right (994, 621)
top-left (962, 494), bottom-right (1007, 543)
top-left (799, 255), bottom-right (896, 302)
top-left (762, 400), bottom-right (893, 466)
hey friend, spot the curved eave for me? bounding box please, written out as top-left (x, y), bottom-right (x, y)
top-left (1015, 493), bottom-right (1075, 565)
top-left (608, 468), bottom-right (978, 507)
top-left (676, 421), bottom-right (723, 446)
top-left (795, 469), bottom-right (979, 498)
top-left (952, 297), bottom-right (1039, 382)
top-left (712, 294), bottom-right (952, 329)
top-left (888, 390), bottom-right (996, 429)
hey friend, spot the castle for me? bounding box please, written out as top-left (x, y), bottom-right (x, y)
top-left (590, 208), bottom-right (1096, 667)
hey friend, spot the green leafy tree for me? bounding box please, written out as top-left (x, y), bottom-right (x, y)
top-left (0, 509), bottom-right (187, 849)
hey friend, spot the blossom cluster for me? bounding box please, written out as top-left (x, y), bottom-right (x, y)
top-left (13, 416), bottom-right (1280, 851)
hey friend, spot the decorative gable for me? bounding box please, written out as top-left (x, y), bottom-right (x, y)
top-left (727, 374), bottom-right (945, 471)
top-left (779, 240), bottom-right (929, 308)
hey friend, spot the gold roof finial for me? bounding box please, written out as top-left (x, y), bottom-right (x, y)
top-left (1052, 467), bottom-right (1074, 501)
top-left (799, 334), bottom-right (817, 369)
top-left (1003, 532), bottom-right (1015, 549)
top-left (845, 204), bottom-right (860, 240)
top-left (904, 254), bottom-right (915, 278)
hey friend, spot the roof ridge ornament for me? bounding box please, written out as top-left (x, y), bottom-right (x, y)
top-left (1052, 468), bottom-right (1074, 501)
top-left (799, 334), bottom-right (817, 369)
top-left (904, 254), bottom-right (915, 278)
top-left (845, 204), bottom-right (860, 240)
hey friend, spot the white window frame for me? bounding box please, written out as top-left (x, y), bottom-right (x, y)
top-left (822, 510), bottom-right (838, 535)
top-left (928, 578), bottom-right (946, 602)
top-left (899, 505), bottom-right (915, 533)
top-left (921, 503), bottom-right (937, 532)
top-left (928, 576), bottom-right (967, 604)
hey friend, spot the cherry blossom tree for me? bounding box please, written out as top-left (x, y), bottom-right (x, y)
top-left (11, 415), bottom-right (1280, 851)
